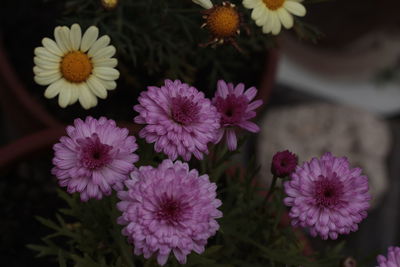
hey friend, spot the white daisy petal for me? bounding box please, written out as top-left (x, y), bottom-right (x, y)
top-left (269, 12), bottom-right (282, 35)
top-left (34, 73), bottom-right (61, 86)
top-left (243, 0), bottom-right (260, 9)
top-left (34, 57), bottom-right (60, 69)
top-left (42, 37), bottom-right (63, 56)
top-left (99, 79), bottom-right (117, 90)
top-left (70, 24), bottom-right (82, 51)
top-left (34, 47), bottom-right (61, 62)
top-left (91, 45), bottom-right (116, 60)
top-left (34, 69), bottom-right (61, 80)
top-left (87, 35), bottom-right (111, 57)
top-left (80, 26), bottom-right (99, 52)
top-left (251, 4), bottom-right (265, 21)
top-left (256, 8), bottom-right (269, 27)
top-left (284, 1), bottom-right (306, 17)
top-left (54, 26), bottom-right (68, 53)
top-left (92, 58), bottom-right (118, 68)
top-left (79, 84), bottom-right (97, 109)
top-left (192, 0), bottom-right (213, 9)
top-left (33, 66), bottom-right (60, 77)
top-left (69, 83), bottom-right (80, 105)
top-left (60, 26), bottom-right (73, 52)
top-left (58, 82), bottom-right (72, 108)
top-left (44, 79), bottom-right (65, 99)
top-left (86, 76), bottom-right (108, 99)
top-left (278, 8), bottom-right (294, 29)
top-left (93, 67), bottom-right (120, 80)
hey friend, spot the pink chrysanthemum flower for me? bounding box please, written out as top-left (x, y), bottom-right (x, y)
top-left (377, 247), bottom-right (400, 267)
top-left (52, 116), bottom-right (138, 201)
top-left (271, 150), bottom-right (298, 178)
top-left (283, 152), bottom-right (371, 240)
top-left (212, 80), bottom-right (263, 151)
top-left (134, 79), bottom-right (220, 161)
top-left (117, 159), bottom-right (222, 266)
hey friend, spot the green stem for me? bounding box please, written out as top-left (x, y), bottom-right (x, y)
top-left (265, 175), bottom-right (278, 202)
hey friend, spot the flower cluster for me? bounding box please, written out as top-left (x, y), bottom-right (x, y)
top-left (134, 79), bottom-right (262, 160)
top-left (193, 0), bottom-right (307, 47)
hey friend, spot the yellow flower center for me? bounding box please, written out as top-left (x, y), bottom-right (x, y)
top-left (60, 51), bottom-right (93, 83)
top-left (263, 0), bottom-right (285, 10)
top-left (207, 6), bottom-right (240, 38)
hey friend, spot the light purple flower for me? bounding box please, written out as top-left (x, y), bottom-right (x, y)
top-left (212, 80), bottom-right (263, 151)
top-left (117, 159), bottom-right (222, 266)
top-left (134, 79), bottom-right (220, 161)
top-left (283, 152), bottom-right (371, 240)
top-left (377, 247), bottom-right (400, 267)
top-left (52, 116), bottom-right (138, 201)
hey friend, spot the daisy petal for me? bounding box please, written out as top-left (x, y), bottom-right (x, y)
top-left (91, 45), bottom-right (116, 60)
top-left (86, 76), bottom-right (108, 99)
top-left (78, 84), bottom-right (97, 109)
top-left (93, 67), bottom-right (120, 80)
top-left (34, 73), bottom-right (61, 86)
top-left (88, 35), bottom-right (111, 57)
top-left (92, 58), bottom-right (118, 68)
top-left (69, 84), bottom-right (80, 105)
top-left (60, 26), bottom-right (73, 52)
top-left (256, 8), bottom-right (269, 27)
top-left (251, 4), bottom-right (265, 21)
top-left (234, 83), bottom-right (245, 96)
top-left (70, 24), bottom-right (82, 51)
top-left (41, 37), bottom-right (63, 56)
top-left (99, 79), bottom-right (117, 90)
top-left (58, 82), bottom-right (72, 108)
top-left (269, 12), bottom-right (282, 35)
top-left (34, 56), bottom-right (60, 69)
top-left (33, 67), bottom-right (60, 77)
top-left (278, 8), bottom-right (294, 29)
top-left (44, 79), bottom-right (65, 99)
top-left (81, 26), bottom-right (99, 52)
top-left (54, 26), bottom-right (68, 53)
top-left (34, 47), bottom-right (61, 62)
top-left (284, 1), bottom-right (306, 17)
top-left (243, 0), bottom-right (259, 9)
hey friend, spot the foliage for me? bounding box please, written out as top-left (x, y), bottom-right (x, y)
top-left (28, 140), bottom-right (345, 267)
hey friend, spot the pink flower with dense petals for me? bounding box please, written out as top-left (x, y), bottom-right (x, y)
top-left (271, 150), bottom-right (298, 177)
top-left (117, 159), bottom-right (222, 266)
top-left (52, 116), bottom-right (138, 201)
top-left (283, 152), bottom-right (371, 240)
top-left (377, 247), bottom-right (400, 267)
top-left (212, 80), bottom-right (263, 150)
top-left (134, 79), bottom-right (220, 161)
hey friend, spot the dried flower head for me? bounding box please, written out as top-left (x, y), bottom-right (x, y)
top-left (199, 1), bottom-right (245, 51)
top-left (101, 0), bottom-right (118, 10)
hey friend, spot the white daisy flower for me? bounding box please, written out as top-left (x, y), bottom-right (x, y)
top-left (33, 24), bottom-right (119, 109)
top-left (243, 0), bottom-right (306, 35)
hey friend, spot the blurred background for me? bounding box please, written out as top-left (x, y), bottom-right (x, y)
top-left (1, 0), bottom-right (400, 266)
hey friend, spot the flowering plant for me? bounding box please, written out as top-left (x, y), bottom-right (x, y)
top-left (24, 1), bottom-right (395, 267)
